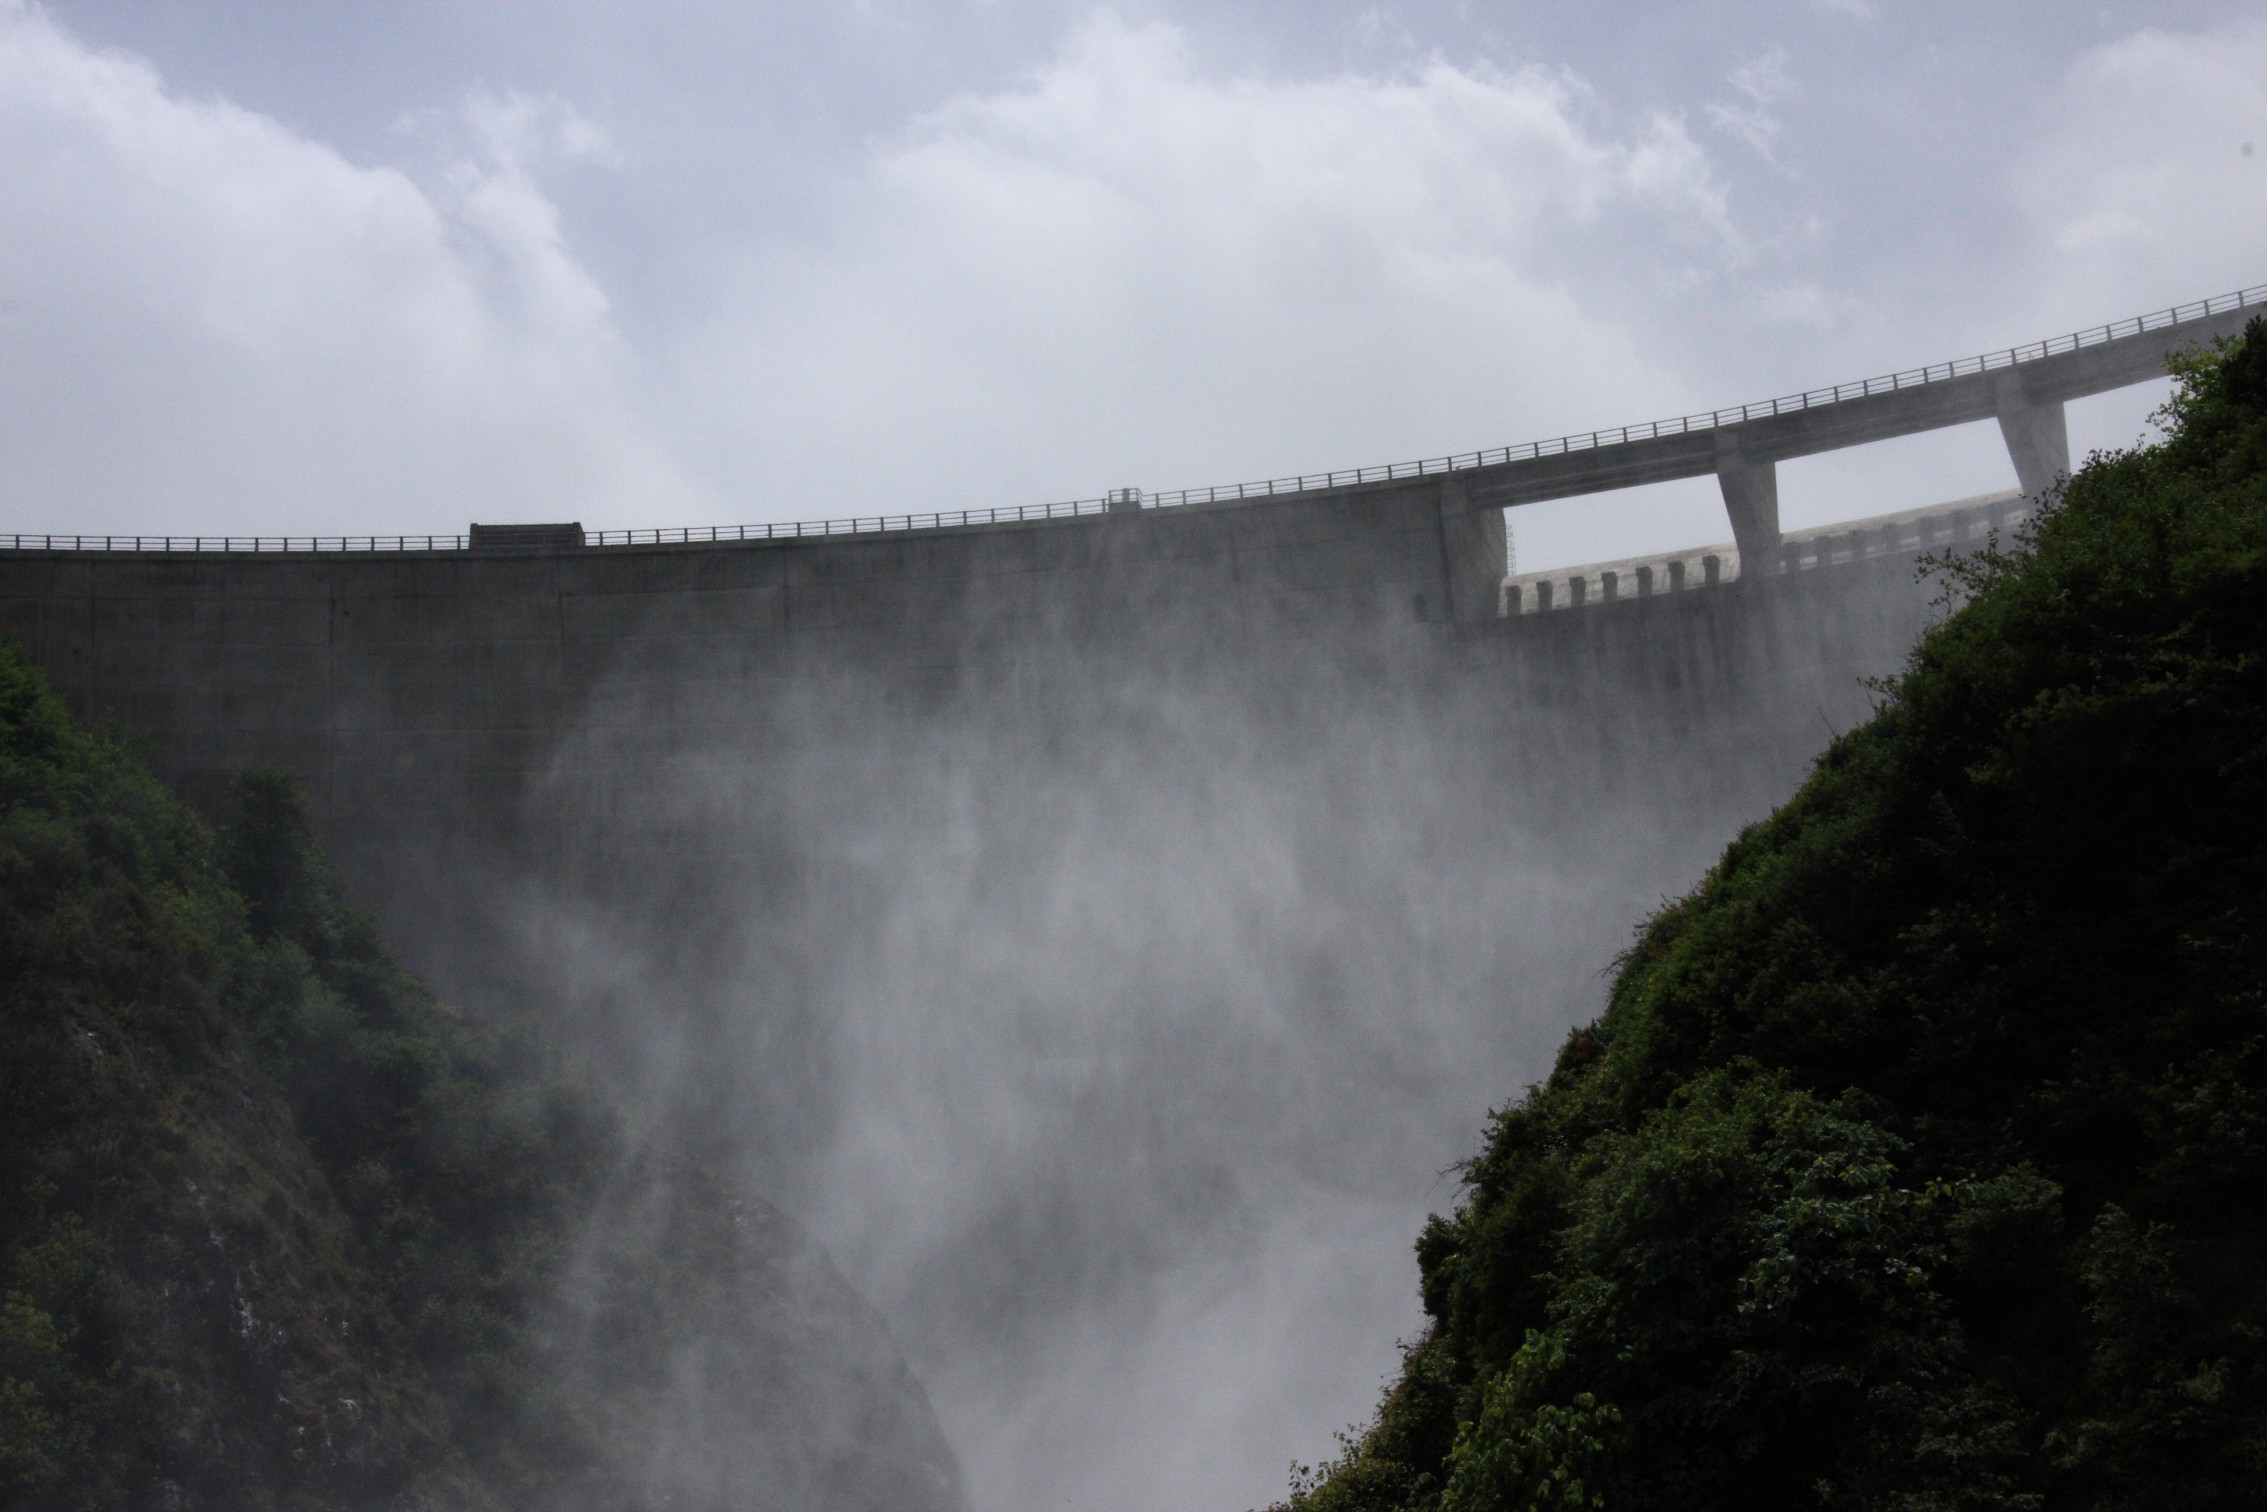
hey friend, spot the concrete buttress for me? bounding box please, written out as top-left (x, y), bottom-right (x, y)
top-left (1993, 369), bottom-right (2072, 504)
top-left (1713, 429), bottom-right (1782, 572)
top-left (1435, 474), bottom-right (1508, 625)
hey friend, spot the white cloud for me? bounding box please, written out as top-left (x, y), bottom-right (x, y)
top-left (666, 14), bottom-right (1742, 520)
top-left (2010, 18), bottom-right (2267, 325)
top-left (1752, 280), bottom-right (1838, 328)
top-left (15, 1), bottom-right (2253, 559)
top-left (0, 2), bottom-right (698, 536)
top-left (398, 90), bottom-right (626, 341)
top-left (1707, 44), bottom-right (1791, 164)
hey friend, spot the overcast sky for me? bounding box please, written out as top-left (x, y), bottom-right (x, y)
top-left (3, 0), bottom-right (2262, 565)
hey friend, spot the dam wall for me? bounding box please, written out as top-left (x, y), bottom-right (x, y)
top-left (5, 275), bottom-right (2243, 877)
top-left (0, 477), bottom-right (1972, 856)
top-left (0, 476), bottom-right (1505, 990)
top-left (0, 472), bottom-right (1977, 1014)
top-left (8, 275), bottom-right (2158, 1020)
top-left (0, 477), bottom-right (1489, 815)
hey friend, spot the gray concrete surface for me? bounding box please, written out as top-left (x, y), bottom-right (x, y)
top-left (0, 478), bottom-right (1959, 1011)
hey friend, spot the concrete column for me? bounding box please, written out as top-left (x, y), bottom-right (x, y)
top-left (1713, 428), bottom-right (1782, 570)
top-left (1993, 371), bottom-right (2070, 503)
top-left (1436, 475), bottom-right (1509, 623)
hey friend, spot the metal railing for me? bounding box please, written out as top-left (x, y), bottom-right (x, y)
top-left (0, 533), bottom-right (472, 553)
top-left (580, 497), bottom-right (1112, 547)
top-left (5, 283), bottom-right (2259, 557)
top-left (0, 501), bottom-right (1117, 555)
top-left (1141, 282), bottom-right (2266, 507)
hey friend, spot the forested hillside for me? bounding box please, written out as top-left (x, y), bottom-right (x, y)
top-left (0, 650), bottom-right (963, 1510)
top-left (1274, 323), bottom-right (2267, 1512)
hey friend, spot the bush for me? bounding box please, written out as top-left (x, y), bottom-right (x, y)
top-left (0, 644), bottom-right (612, 1506)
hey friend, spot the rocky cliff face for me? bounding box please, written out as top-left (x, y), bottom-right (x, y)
top-left (539, 1151), bottom-right (966, 1512)
top-left (0, 641), bottom-right (963, 1512)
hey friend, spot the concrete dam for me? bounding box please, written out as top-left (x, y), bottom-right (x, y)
top-left (0, 288), bottom-right (2249, 859)
top-left (0, 290), bottom-right (2255, 993)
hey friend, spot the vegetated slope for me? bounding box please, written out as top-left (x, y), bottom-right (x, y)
top-left (0, 653), bottom-right (964, 1511)
top-left (1272, 322), bottom-right (2267, 1512)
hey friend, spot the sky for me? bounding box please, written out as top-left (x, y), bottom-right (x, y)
top-left (2, 0), bottom-right (2263, 566)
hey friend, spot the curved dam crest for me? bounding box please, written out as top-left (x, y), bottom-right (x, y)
top-left (0, 476), bottom-right (1971, 956)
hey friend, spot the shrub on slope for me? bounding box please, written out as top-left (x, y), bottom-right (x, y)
top-left (1274, 321), bottom-right (2267, 1512)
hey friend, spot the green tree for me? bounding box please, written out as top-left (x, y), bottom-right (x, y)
top-left (1269, 320), bottom-right (2267, 1512)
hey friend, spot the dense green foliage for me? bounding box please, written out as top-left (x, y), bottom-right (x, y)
top-left (0, 645), bottom-right (614, 1505)
top-left (1277, 322), bottom-right (2267, 1512)
top-left (0, 645), bottom-right (967, 1512)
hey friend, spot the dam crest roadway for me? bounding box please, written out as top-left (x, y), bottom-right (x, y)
top-left (2, 282), bottom-right (2260, 577)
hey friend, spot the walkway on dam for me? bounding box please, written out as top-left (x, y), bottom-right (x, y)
top-left (3, 284), bottom-right (2259, 565)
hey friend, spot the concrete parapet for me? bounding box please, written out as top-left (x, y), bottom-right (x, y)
top-left (1498, 490), bottom-right (2024, 618)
